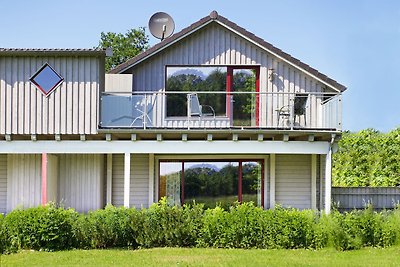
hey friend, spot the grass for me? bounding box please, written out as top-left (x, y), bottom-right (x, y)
top-left (1, 247), bottom-right (400, 267)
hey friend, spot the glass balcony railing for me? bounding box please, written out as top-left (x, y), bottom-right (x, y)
top-left (99, 91), bottom-right (342, 130)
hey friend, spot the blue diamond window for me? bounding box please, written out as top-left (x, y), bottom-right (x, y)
top-left (30, 63), bottom-right (64, 97)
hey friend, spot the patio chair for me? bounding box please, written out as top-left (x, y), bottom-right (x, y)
top-left (188, 93), bottom-right (215, 118)
top-left (277, 93), bottom-right (309, 128)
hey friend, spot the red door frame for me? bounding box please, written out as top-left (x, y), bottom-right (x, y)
top-left (226, 66), bottom-right (260, 127)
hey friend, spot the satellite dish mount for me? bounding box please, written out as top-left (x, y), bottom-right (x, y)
top-left (149, 12), bottom-right (175, 41)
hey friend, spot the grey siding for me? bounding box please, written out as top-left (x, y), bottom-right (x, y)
top-left (275, 154), bottom-right (311, 209)
top-left (0, 56), bottom-right (101, 135)
top-left (130, 23), bottom-right (332, 128)
top-left (111, 154), bottom-right (149, 208)
top-left (7, 154), bottom-right (41, 212)
top-left (130, 154), bottom-right (149, 209)
top-left (112, 154), bottom-right (124, 207)
top-left (58, 154), bottom-right (104, 212)
top-left (0, 154), bottom-right (7, 213)
top-left (332, 187), bottom-right (400, 211)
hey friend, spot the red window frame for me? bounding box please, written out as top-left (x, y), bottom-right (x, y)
top-left (158, 158), bottom-right (265, 208)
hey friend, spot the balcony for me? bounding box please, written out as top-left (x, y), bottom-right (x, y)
top-left (99, 91), bottom-right (342, 131)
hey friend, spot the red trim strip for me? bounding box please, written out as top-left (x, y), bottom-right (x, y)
top-left (226, 67), bottom-right (233, 121)
top-left (41, 153), bottom-right (47, 205)
top-left (255, 68), bottom-right (260, 127)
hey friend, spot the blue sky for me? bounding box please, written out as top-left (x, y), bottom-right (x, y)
top-left (1, 1), bottom-right (399, 132)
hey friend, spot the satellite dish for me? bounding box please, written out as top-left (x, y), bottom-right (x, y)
top-left (148, 12), bottom-right (175, 41)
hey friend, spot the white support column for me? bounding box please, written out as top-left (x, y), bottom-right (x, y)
top-left (269, 154), bottom-right (276, 209)
top-left (311, 154), bottom-right (317, 210)
top-left (148, 153), bottom-right (155, 207)
top-left (106, 154), bottom-right (113, 205)
top-left (324, 149), bottom-right (332, 214)
top-left (124, 152), bottom-right (131, 208)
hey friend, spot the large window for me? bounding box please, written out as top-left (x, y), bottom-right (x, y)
top-left (165, 66), bottom-right (260, 127)
top-left (159, 160), bottom-right (264, 209)
top-left (166, 66), bottom-right (227, 117)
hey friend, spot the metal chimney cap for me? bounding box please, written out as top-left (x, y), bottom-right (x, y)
top-left (210, 10), bottom-right (218, 19)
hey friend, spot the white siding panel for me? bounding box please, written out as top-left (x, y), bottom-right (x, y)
top-left (275, 154), bottom-right (311, 209)
top-left (0, 154), bottom-right (7, 213)
top-left (130, 154), bottom-right (149, 209)
top-left (0, 56), bottom-right (101, 135)
top-left (112, 154), bottom-right (124, 207)
top-left (58, 154), bottom-right (104, 212)
top-left (6, 154), bottom-right (41, 212)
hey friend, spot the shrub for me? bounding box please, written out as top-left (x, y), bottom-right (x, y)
top-left (2, 201), bottom-right (400, 254)
top-left (0, 213), bottom-right (4, 253)
top-left (2, 204), bottom-right (76, 253)
top-left (132, 198), bottom-right (204, 248)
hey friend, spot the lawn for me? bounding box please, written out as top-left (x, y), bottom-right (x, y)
top-left (1, 247), bottom-right (400, 267)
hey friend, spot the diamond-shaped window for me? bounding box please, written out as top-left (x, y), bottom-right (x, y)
top-left (30, 63), bottom-right (64, 97)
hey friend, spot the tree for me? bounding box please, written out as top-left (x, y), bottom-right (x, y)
top-left (98, 27), bottom-right (149, 72)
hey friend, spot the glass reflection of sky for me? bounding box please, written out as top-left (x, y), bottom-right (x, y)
top-left (30, 64), bottom-right (63, 95)
top-left (160, 161), bottom-right (239, 176)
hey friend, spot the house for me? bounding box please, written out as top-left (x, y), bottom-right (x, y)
top-left (0, 11), bottom-right (345, 214)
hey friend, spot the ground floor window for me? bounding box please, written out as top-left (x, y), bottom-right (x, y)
top-left (159, 160), bottom-right (264, 209)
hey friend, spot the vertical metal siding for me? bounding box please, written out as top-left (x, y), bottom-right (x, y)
top-left (111, 154), bottom-right (150, 208)
top-left (332, 187), bottom-right (400, 212)
top-left (275, 154), bottom-right (311, 209)
top-left (58, 154), bottom-right (104, 212)
top-left (0, 154), bottom-right (7, 213)
top-left (6, 154), bottom-right (41, 212)
top-left (111, 154), bottom-right (124, 207)
top-left (0, 56), bottom-right (100, 135)
top-left (130, 23), bottom-right (326, 127)
top-left (130, 154), bottom-right (149, 209)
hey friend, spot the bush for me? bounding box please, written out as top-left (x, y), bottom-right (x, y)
top-left (0, 213), bottom-right (4, 253)
top-left (132, 198), bottom-right (204, 248)
top-left (2, 201), bottom-right (400, 254)
top-left (2, 204), bottom-right (76, 253)
top-left (72, 205), bottom-right (138, 249)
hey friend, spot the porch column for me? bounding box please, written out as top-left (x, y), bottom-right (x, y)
top-left (324, 149), bottom-right (332, 214)
top-left (41, 153), bottom-right (48, 205)
top-left (106, 154), bottom-right (113, 205)
top-left (311, 154), bottom-right (317, 210)
top-left (124, 152), bottom-right (130, 208)
top-left (41, 153), bottom-right (58, 206)
top-left (148, 153), bottom-right (155, 207)
top-left (269, 154), bottom-right (276, 209)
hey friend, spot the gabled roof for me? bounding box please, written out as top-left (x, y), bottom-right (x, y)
top-left (110, 11), bottom-right (346, 92)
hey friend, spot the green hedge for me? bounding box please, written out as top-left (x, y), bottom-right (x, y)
top-left (1, 201), bottom-right (400, 254)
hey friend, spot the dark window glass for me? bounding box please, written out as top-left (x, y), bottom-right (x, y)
top-left (166, 67), bottom-right (227, 117)
top-left (184, 162), bottom-right (238, 209)
top-left (241, 161), bottom-right (262, 206)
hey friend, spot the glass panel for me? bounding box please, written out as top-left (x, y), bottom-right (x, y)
top-left (166, 67), bottom-right (227, 117)
top-left (184, 162), bottom-right (238, 209)
top-left (30, 63), bottom-right (63, 96)
top-left (232, 69), bottom-right (256, 126)
top-left (241, 161), bottom-right (262, 206)
top-left (159, 162), bottom-right (182, 206)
